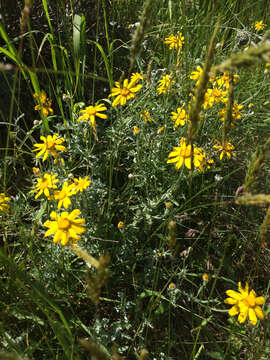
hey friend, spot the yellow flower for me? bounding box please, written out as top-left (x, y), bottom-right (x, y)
top-left (71, 176), bottom-right (91, 193)
top-left (194, 148), bottom-right (214, 172)
top-left (215, 72), bottom-right (239, 90)
top-left (32, 167), bottom-right (41, 177)
top-left (78, 103), bottom-right (107, 128)
top-left (166, 201), bottom-right (173, 208)
top-left (133, 126), bottom-right (140, 135)
top-left (170, 106), bottom-right (187, 127)
top-left (34, 90), bottom-right (53, 117)
top-left (168, 283), bottom-right (176, 290)
top-left (117, 221), bottom-right (124, 229)
top-left (54, 182), bottom-right (76, 209)
top-left (130, 72), bottom-right (143, 83)
top-left (157, 74), bottom-right (175, 95)
top-left (157, 126), bottom-right (164, 134)
top-left (164, 33), bottom-right (184, 50)
top-left (0, 193), bottom-right (11, 214)
top-left (225, 282), bottom-right (265, 325)
top-left (205, 88), bottom-right (228, 108)
top-left (264, 62), bottom-right (270, 73)
top-left (213, 140), bottom-right (235, 160)
top-left (29, 173), bottom-right (59, 199)
top-left (44, 209), bottom-right (86, 246)
top-left (109, 78), bottom-right (142, 107)
top-left (140, 110), bottom-right (152, 123)
top-left (248, 103), bottom-right (254, 108)
top-left (254, 20), bottom-right (266, 31)
top-left (190, 66), bottom-right (203, 86)
top-left (167, 137), bottom-right (192, 170)
top-left (218, 102), bottom-right (244, 126)
top-left (167, 138), bottom-right (207, 171)
top-left (32, 133), bottom-right (67, 162)
top-left (202, 273), bottom-right (210, 282)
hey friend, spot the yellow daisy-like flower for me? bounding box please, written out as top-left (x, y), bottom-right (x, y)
top-left (32, 133), bottom-right (67, 162)
top-left (44, 209), bottom-right (86, 246)
top-left (254, 20), bottom-right (266, 31)
top-left (190, 66), bottom-right (203, 86)
top-left (164, 33), bottom-right (184, 50)
top-left (117, 221), bottom-right (124, 229)
top-left (157, 74), bottom-right (175, 95)
top-left (34, 90), bottom-right (54, 117)
top-left (170, 106), bottom-right (187, 127)
top-left (54, 182), bottom-right (76, 209)
top-left (167, 138), bottom-right (206, 170)
top-left (225, 282), bottom-right (265, 325)
top-left (130, 72), bottom-right (143, 83)
top-left (133, 126), bottom-right (140, 135)
top-left (29, 173), bottom-right (59, 199)
top-left (109, 78), bottom-right (142, 107)
top-left (213, 140), bottom-right (235, 160)
top-left (140, 110), bottom-right (152, 123)
top-left (202, 273), bottom-right (210, 282)
top-left (78, 103), bottom-right (107, 128)
top-left (167, 137), bottom-right (192, 170)
top-left (0, 193), bottom-right (11, 214)
top-left (71, 176), bottom-right (91, 193)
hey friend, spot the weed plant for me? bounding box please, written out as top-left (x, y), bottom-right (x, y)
top-left (1, 1), bottom-right (270, 359)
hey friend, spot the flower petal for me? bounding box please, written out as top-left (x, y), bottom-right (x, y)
top-left (248, 308), bottom-right (257, 326)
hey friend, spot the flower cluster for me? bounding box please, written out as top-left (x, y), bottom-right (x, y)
top-left (0, 193), bottom-right (11, 214)
top-left (225, 282), bottom-right (265, 325)
top-left (170, 105), bottom-right (188, 127)
top-left (218, 101), bottom-right (244, 127)
top-left (30, 172), bottom-right (91, 207)
top-left (157, 73), bottom-right (175, 95)
top-left (34, 90), bottom-right (54, 117)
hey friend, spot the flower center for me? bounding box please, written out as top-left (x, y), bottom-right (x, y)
top-left (47, 140), bottom-right (55, 149)
top-left (57, 190), bottom-right (67, 200)
top-left (213, 90), bottom-right (222, 98)
top-left (180, 146), bottom-right (191, 158)
top-left (40, 179), bottom-right (49, 189)
top-left (120, 88), bottom-right (130, 97)
top-left (243, 295), bottom-right (256, 308)
top-left (58, 218), bottom-right (70, 230)
top-left (87, 107), bottom-right (96, 116)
